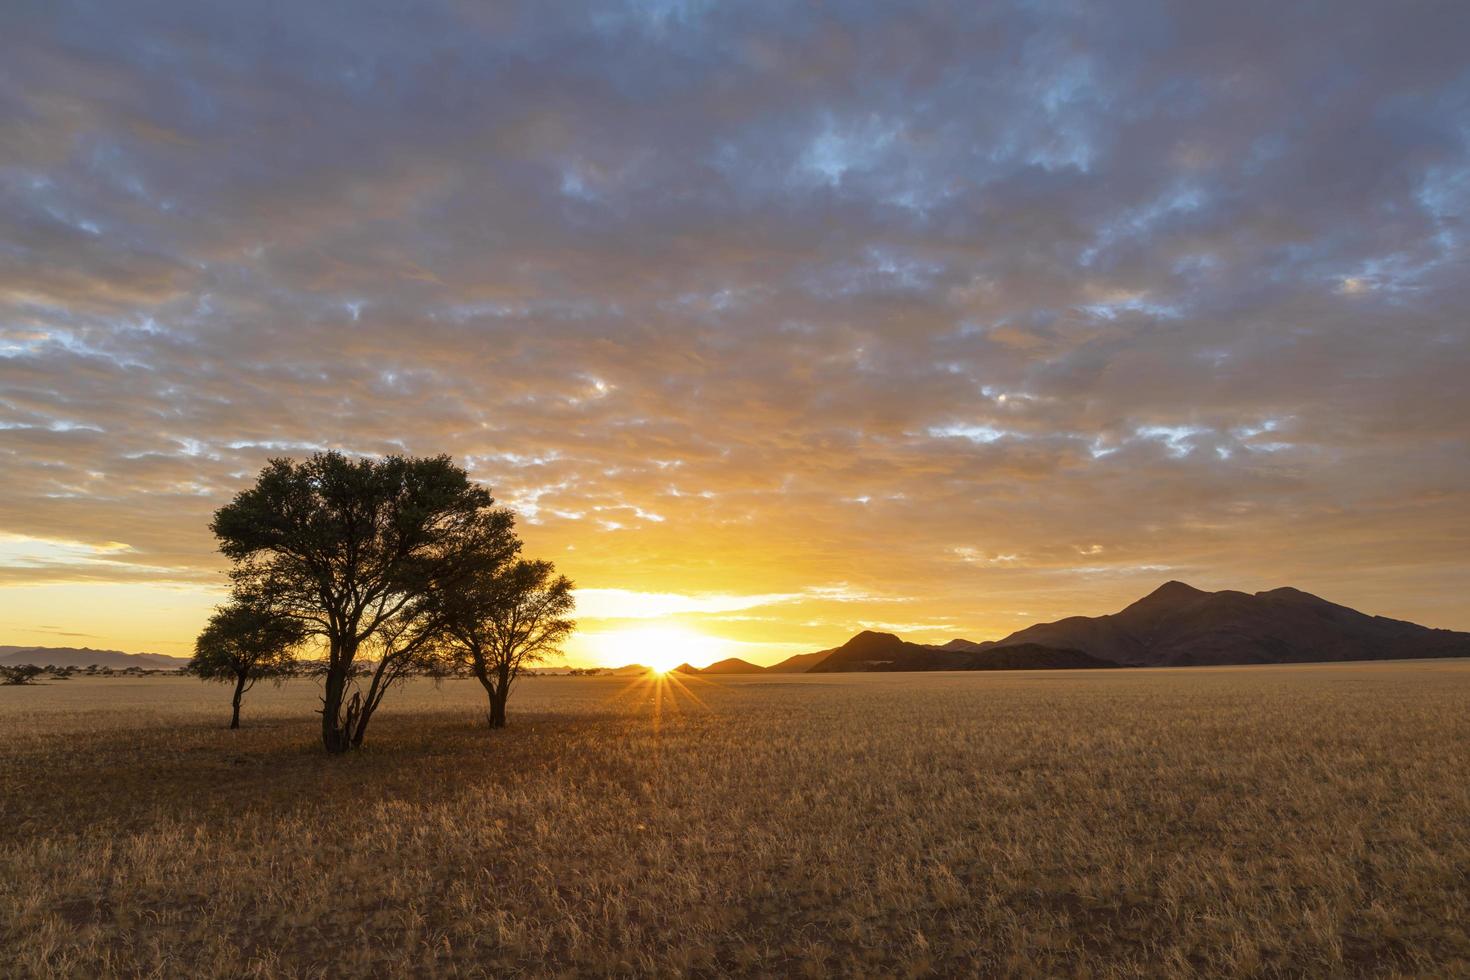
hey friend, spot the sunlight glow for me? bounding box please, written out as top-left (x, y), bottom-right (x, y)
top-left (592, 624), bottom-right (727, 673)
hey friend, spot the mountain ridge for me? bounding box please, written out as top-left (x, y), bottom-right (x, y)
top-left (807, 630), bottom-right (1117, 673)
top-left (978, 581), bottom-right (1470, 666)
top-left (0, 646), bottom-right (189, 669)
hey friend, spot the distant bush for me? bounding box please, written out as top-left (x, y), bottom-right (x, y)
top-left (0, 664), bottom-right (44, 685)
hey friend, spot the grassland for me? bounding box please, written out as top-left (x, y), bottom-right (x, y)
top-left (3, 662), bottom-right (1469, 977)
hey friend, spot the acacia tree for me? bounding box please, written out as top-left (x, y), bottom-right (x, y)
top-left (0, 664), bottom-right (44, 685)
top-left (441, 559), bottom-right (575, 728)
top-left (211, 452), bottom-right (518, 752)
top-left (189, 602), bottom-right (303, 728)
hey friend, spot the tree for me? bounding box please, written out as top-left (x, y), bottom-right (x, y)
top-left (0, 664), bottom-right (43, 685)
top-left (189, 602), bottom-right (304, 728)
top-left (211, 452), bottom-right (518, 752)
top-left (441, 559), bottom-right (575, 728)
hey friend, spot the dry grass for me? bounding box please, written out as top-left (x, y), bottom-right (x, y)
top-left (2, 662), bottom-right (1469, 977)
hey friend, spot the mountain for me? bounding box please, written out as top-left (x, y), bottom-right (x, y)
top-left (671, 663), bottom-right (700, 675)
top-left (807, 630), bottom-right (1115, 673)
top-left (984, 581), bottom-right (1470, 666)
top-left (698, 657), bottom-right (767, 674)
top-left (766, 649), bottom-right (835, 673)
top-left (0, 646), bottom-right (189, 669)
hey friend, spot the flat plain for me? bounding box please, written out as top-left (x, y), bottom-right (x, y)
top-left (3, 662), bottom-right (1469, 977)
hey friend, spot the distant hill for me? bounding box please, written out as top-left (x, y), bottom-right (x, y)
top-left (698, 657), bottom-right (767, 674)
top-left (0, 646), bottom-right (189, 669)
top-left (982, 581), bottom-right (1470, 666)
top-left (766, 649), bottom-right (836, 673)
top-left (807, 630), bottom-right (1116, 673)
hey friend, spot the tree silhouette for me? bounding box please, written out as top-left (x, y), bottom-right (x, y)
top-left (440, 559), bottom-right (575, 728)
top-left (189, 602), bottom-right (303, 728)
top-left (0, 664), bottom-right (43, 685)
top-left (211, 452), bottom-right (518, 752)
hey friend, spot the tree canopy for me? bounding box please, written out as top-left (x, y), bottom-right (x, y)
top-left (189, 601), bottom-right (304, 728)
top-left (0, 664), bottom-right (44, 686)
top-left (439, 559), bottom-right (576, 728)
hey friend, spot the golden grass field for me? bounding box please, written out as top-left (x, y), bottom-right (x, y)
top-left (3, 662), bottom-right (1469, 977)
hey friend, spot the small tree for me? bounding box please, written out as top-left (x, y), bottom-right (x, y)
top-left (189, 602), bottom-right (304, 728)
top-left (211, 452), bottom-right (519, 752)
top-left (441, 559), bottom-right (575, 728)
top-left (0, 664), bottom-right (44, 686)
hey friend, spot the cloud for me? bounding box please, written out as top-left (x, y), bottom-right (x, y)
top-left (574, 589), bottom-right (802, 621)
top-left (22, 626), bottom-right (102, 639)
top-left (1, 0), bottom-right (1468, 653)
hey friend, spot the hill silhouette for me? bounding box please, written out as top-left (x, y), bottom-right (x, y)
top-left (0, 646), bottom-right (188, 669)
top-left (979, 581), bottom-right (1470, 666)
top-left (766, 649), bottom-right (834, 673)
top-left (807, 630), bottom-right (1115, 673)
top-left (697, 657), bottom-right (767, 674)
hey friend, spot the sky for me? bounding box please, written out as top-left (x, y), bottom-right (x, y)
top-left (2, 1), bottom-right (1468, 666)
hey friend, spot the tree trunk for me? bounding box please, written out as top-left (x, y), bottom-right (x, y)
top-left (488, 662), bottom-right (511, 728)
top-left (475, 671), bottom-right (508, 728)
top-left (321, 678), bottom-right (351, 752)
top-left (348, 656), bottom-right (400, 749)
top-left (320, 644), bottom-right (354, 753)
top-left (322, 728), bottom-right (352, 753)
top-left (469, 650), bottom-right (501, 730)
top-left (350, 691), bottom-right (373, 748)
top-left (230, 672), bottom-right (246, 729)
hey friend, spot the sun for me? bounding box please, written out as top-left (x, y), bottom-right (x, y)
top-left (595, 624), bottom-right (725, 674)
